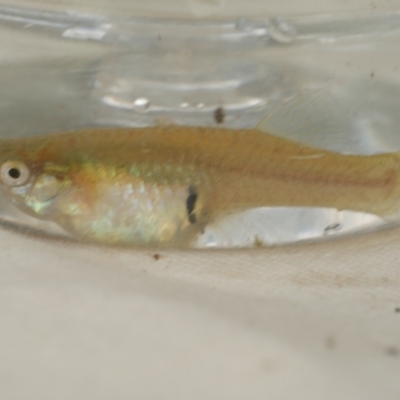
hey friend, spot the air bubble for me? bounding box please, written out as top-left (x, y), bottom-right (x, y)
top-left (133, 97), bottom-right (150, 113)
top-left (269, 17), bottom-right (296, 44)
top-left (196, 103), bottom-right (205, 108)
top-left (181, 102), bottom-right (190, 108)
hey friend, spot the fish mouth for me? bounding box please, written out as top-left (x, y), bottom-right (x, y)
top-left (0, 180), bottom-right (35, 217)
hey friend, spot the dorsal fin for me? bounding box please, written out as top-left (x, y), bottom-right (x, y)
top-left (256, 90), bottom-right (357, 153)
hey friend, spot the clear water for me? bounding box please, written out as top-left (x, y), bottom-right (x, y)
top-left (0, 5), bottom-right (399, 247)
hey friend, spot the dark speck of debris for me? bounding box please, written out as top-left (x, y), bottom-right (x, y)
top-left (157, 33), bottom-right (162, 41)
top-left (370, 72), bottom-right (375, 78)
top-left (385, 346), bottom-right (399, 357)
top-left (325, 335), bottom-right (336, 350)
top-left (153, 253), bottom-right (161, 261)
top-left (214, 107), bottom-right (225, 124)
top-left (395, 307), bottom-right (400, 313)
top-left (253, 235), bottom-right (263, 248)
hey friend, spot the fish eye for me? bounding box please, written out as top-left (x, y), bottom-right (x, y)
top-left (0, 161), bottom-right (30, 186)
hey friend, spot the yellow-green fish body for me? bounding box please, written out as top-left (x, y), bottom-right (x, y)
top-left (0, 126), bottom-right (399, 247)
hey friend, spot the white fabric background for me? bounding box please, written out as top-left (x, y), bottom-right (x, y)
top-left (1, 226), bottom-right (400, 399)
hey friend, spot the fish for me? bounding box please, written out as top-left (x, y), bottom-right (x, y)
top-left (0, 124), bottom-right (399, 247)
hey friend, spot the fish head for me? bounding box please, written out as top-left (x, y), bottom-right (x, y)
top-left (0, 144), bottom-right (72, 218)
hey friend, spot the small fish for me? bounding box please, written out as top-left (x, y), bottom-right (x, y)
top-left (0, 124), bottom-right (399, 247)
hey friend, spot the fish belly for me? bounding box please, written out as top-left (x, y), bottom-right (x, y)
top-left (56, 178), bottom-right (204, 246)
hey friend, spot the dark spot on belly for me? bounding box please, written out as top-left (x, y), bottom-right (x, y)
top-left (214, 107), bottom-right (225, 124)
top-left (186, 186), bottom-right (198, 224)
